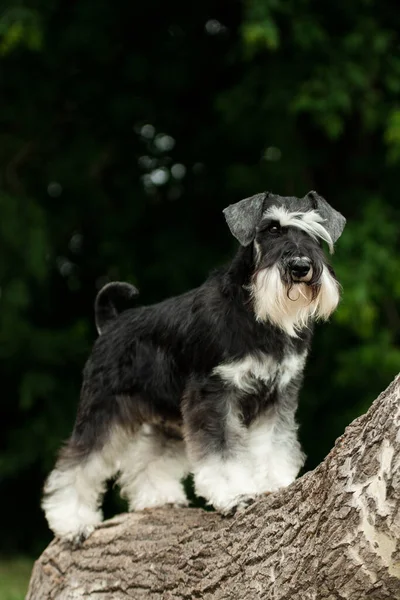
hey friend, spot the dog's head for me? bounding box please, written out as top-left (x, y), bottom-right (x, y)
top-left (223, 191), bottom-right (346, 336)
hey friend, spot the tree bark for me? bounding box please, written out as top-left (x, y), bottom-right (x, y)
top-left (27, 375), bottom-right (400, 600)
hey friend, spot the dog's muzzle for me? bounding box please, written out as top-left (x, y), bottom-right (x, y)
top-left (288, 257), bottom-right (313, 282)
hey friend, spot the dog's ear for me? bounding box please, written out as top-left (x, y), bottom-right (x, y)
top-left (306, 191), bottom-right (346, 243)
top-left (223, 193), bottom-right (267, 246)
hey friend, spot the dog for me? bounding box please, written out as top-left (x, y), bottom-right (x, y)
top-left (42, 190), bottom-right (345, 542)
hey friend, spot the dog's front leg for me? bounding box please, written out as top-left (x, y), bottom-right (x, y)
top-left (182, 377), bottom-right (258, 515)
top-left (247, 395), bottom-right (306, 494)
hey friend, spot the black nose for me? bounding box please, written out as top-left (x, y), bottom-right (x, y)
top-left (289, 257), bottom-right (311, 279)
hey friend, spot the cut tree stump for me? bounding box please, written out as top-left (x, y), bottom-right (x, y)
top-left (27, 374), bottom-right (400, 599)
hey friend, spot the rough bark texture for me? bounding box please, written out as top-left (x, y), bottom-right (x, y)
top-left (27, 375), bottom-right (400, 600)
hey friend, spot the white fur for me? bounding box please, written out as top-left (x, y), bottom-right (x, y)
top-left (251, 265), bottom-right (340, 337)
top-left (264, 206), bottom-right (334, 253)
top-left (193, 456), bottom-right (258, 513)
top-left (192, 401), bottom-right (305, 511)
top-left (248, 407), bottom-right (305, 493)
top-left (194, 352), bottom-right (307, 510)
top-left (254, 240), bottom-right (262, 264)
top-left (43, 425), bottom-right (189, 539)
top-left (189, 405), bottom-right (255, 512)
top-left (278, 352), bottom-right (307, 389)
top-left (214, 354), bottom-right (279, 394)
top-left (213, 352), bottom-right (307, 394)
top-left (43, 465), bottom-right (103, 540)
top-left (118, 424), bottom-right (189, 510)
top-left (317, 265), bottom-right (341, 319)
top-left (42, 436), bottom-right (123, 540)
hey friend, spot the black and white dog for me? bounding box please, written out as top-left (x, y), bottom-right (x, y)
top-left (42, 190), bottom-right (345, 541)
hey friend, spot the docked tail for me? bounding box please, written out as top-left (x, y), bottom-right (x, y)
top-left (94, 281), bottom-right (139, 334)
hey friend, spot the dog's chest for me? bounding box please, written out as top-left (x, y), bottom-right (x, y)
top-left (213, 352), bottom-right (307, 394)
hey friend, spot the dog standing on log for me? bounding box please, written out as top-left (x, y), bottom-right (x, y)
top-left (42, 191), bottom-right (346, 542)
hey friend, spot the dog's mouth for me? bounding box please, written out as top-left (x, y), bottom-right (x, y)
top-left (251, 261), bottom-right (319, 291)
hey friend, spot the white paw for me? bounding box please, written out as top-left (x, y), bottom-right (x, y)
top-left (128, 483), bottom-right (188, 511)
top-left (63, 524), bottom-right (96, 545)
top-left (218, 494), bottom-right (256, 516)
top-left (193, 458), bottom-right (260, 517)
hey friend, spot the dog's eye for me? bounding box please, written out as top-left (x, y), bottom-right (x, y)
top-left (257, 221), bottom-right (282, 235)
top-left (268, 223), bottom-right (281, 234)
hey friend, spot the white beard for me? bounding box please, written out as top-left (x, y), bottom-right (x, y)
top-left (250, 265), bottom-right (340, 337)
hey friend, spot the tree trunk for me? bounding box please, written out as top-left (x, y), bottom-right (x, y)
top-left (27, 375), bottom-right (400, 600)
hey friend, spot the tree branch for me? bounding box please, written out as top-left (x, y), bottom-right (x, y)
top-left (27, 375), bottom-right (400, 599)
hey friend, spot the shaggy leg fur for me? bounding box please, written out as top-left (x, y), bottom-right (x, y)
top-left (118, 425), bottom-right (189, 510)
top-left (42, 436), bottom-right (121, 542)
top-left (183, 379), bottom-right (259, 514)
top-left (248, 407), bottom-right (305, 493)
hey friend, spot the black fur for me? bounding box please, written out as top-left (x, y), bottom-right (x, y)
top-left (94, 281), bottom-right (139, 334)
top-left (72, 230), bottom-right (325, 459)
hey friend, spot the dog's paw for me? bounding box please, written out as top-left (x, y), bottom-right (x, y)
top-left (130, 491), bottom-right (189, 512)
top-left (140, 499), bottom-right (189, 512)
top-left (220, 494), bottom-right (256, 517)
top-left (169, 499), bottom-right (189, 509)
top-left (62, 524), bottom-right (95, 546)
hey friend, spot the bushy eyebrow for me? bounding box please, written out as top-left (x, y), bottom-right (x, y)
top-left (262, 207), bottom-right (334, 254)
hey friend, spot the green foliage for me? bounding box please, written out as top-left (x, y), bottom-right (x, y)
top-left (242, 0), bottom-right (281, 53)
top-left (0, 8), bottom-right (43, 55)
top-left (1, 0), bottom-right (400, 557)
top-left (0, 557), bottom-right (32, 600)
top-left (385, 109), bottom-right (400, 163)
top-left (330, 199), bottom-right (400, 417)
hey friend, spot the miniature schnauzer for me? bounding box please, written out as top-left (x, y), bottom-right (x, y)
top-left (42, 190), bottom-right (346, 541)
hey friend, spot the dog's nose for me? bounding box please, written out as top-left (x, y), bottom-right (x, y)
top-left (289, 257), bottom-right (312, 280)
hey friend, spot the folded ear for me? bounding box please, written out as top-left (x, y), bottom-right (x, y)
top-left (306, 191), bottom-right (346, 243)
top-left (223, 193), bottom-right (267, 246)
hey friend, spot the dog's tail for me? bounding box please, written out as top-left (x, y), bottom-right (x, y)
top-left (95, 281), bottom-right (139, 334)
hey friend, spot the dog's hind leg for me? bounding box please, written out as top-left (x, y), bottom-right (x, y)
top-left (42, 426), bottom-right (125, 542)
top-left (118, 424), bottom-right (189, 511)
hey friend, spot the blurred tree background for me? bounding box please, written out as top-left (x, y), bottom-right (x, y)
top-left (1, 0), bottom-right (400, 579)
